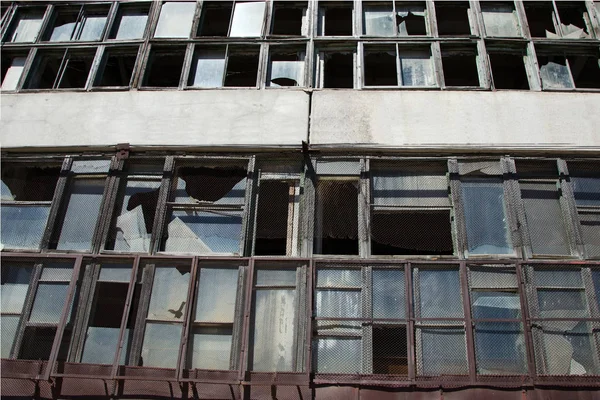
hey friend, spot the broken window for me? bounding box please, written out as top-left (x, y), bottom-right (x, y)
top-left (229, 1), bottom-right (266, 37)
top-left (25, 48), bottom-right (96, 89)
top-left (195, 1), bottom-right (265, 37)
top-left (414, 267), bottom-right (468, 376)
top-left (1, 262), bottom-right (34, 358)
top-left (441, 44), bottom-right (480, 87)
top-left (5, 7), bottom-right (45, 42)
top-left (255, 180), bottom-right (297, 255)
top-left (480, 2), bottom-right (521, 37)
top-left (271, 1), bottom-right (308, 36)
top-left (317, 2), bottom-right (353, 36)
top-left (555, 2), bottom-right (593, 39)
top-left (434, 2), bottom-right (472, 36)
top-left (363, 1), bottom-right (428, 36)
top-left (51, 160), bottom-right (110, 251)
top-left (524, 1), bottom-right (593, 39)
top-left (224, 46), bottom-right (260, 87)
top-left (317, 50), bottom-right (354, 88)
top-left (105, 163), bottom-right (163, 252)
top-left (537, 47), bottom-right (600, 90)
top-left (188, 44), bottom-right (260, 88)
top-left (488, 49), bottom-right (530, 90)
top-left (370, 162), bottom-right (453, 255)
top-left (45, 5), bottom-right (109, 42)
top-left (527, 267), bottom-right (599, 375)
top-left (566, 53), bottom-right (600, 89)
top-left (186, 265), bottom-right (242, 370)
top-left (569, 162), bottom-right (600, 258)
top-left (108, 3), bottom-right (150, 40)
top-left (197, 1), bottom-right (233, 36)
top-left (267, 47), bottom-right (306, 87)
top-left (1, 163), bottom-right (60, 250)
top-left (364, 45), bottom-right (397, 86)
top-left (469, 265), bottom-right (527, 375)
top-left (524, 2), bottom-right (557, 38)
top-left (459, 161), bottom-right (513, 255)
top-left (142, 46), bottom-right (186, 87)
top-left (537, 54), bottom-right (573, 89)
top-left (1, 53), bottom-right (27, 91)
top-left (154, 1), bottom-right (196, 38)
top-left (161, 165), bottom-right (247, 255)
top-left (93, 47), bottom-right (139, 87)
top-left (364, 44), bottom-right (435, 87)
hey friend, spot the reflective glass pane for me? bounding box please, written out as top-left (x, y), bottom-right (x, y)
top-left (40, 264), bottom-right (73, 281)
top-left (534, 269), bottom-right (583, 288)
top-left (1, 264), bottom-right (33, 313)
top-left (9, 12), bottom-right (44, 42)
top-left (416, 269), bottom-right (463, 318)
top-left (579, 212), bottom-right (600, 258)
top-left (469, 267), bottom-right (517, 289)
top-left (195, 268), bottom-right (238, 322)
top-left (154, 2), bottom-right (196, 38)
top-left (363, 5), bottom-right (395, 36)
top-left (29, 283), bottom-right (69, 323)
top-left (314, 338), bottom-right (361, 373)
top-left (113, 8), bottom-right (148, 39)
top-left (147, 266), bottom-right (190, 321)
top-left (474, 322), bottom-right (527, 374)
top-left (256, 269), bottom-right (296, 287)
top-left (268, 60), bottom-right (304, 87)
top-left (78, 14), bottom-right (107, 41)
top-left (400, 50), bottom-right (434, 86)
top-left (188, 326), bottom-right (232, 370)
top-left (316, 290), bottom-right (360, 318)
top-left (537, 290), bottom-right (589, 319)
top-left (189, 48), bottom-right (226, 87)
top-left (1, 57), bottom-right (26, 91)
top-left (1, 315), bottom-right (20, 358)
top-left (1, 205), bottom-right (50, 249)
top-left (538, 321), bottom-right (599, 375)
top-left (98, 263), bottom-right (132, 282)
top-left (418, 327), bottom-right (468, 375)
top-left (141, 322), bottom-right (182, 368)
top-left (373, 269), bottom-right (405, 319)
top-left (316, 269), bottom-right (360, 287)
top-left (572, 177), bottom-right (600, 207)
top-left (471, 292), bottom-right (520, 319)
top-left (230, 2), bottom-right (266, 37)
top-left (539, 59), bottom-right (574, 89)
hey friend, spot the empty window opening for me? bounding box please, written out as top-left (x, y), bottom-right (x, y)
top-left (373, 326), bottom-right (408, 374)
top-left (25, 49), bottom-right (95, 89)
top-left (567, 55), bottom-right (600, 88)
top-left (524, 2), bottom-right (557, 38)
top-left (537, 55), bottom-right (573, 89)
top-left (154, 2), bottom-right (196, 38)
top-left (556, 2), bottom-right (591, 38)
top-left (224, 47), bottom-right (260, 87)
top-left (489, 52), bottom-right (529, 89)
top-left (2, 54), bottom-right (26, 90)
top-left (109, 4), bottom-right (150, 40)
top-left (255, 181), bottom-right (291, 255)
top-left (1, 165), bottom-right (59, 201)
top-left (229, 1), bottom-right (266, 37)
top-left (6, 8), bottom-right (45, 42)
top-left (315, 180), bottom-right (359, 255)
top-left (46, 5), bottom-right (109, 42)
top-left (441, 46), bottom-right (480, 87)
top-left (318, 2), bottom-right (353, 36)
top-left (174, 167), bottom-right (247, 203)
top-left (271, 2), bottom-right (307, 36)
top-left (435, 2), bottom-right (471, 36)
top-left (323, 52), bottom-right (354, 88)
top-left (267, 49), bottom-right (305, 87)
top-left (188, 46), bottom-right (226, 88)
top-left (364, 47), bottom-right (397, 86)
top-left (481, 2), bottom-right (520, 37)
top-left (143, 46), bottom-right (186, 87)
top-left (94, 48), bottom-right (138, 87)
top-left (396, 3), bottom-right (427, 35)
top-left (198, 2), bottom-right (233, 36)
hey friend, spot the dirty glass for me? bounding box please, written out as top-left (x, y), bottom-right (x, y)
top-left (1, 264), bottom-right (33, 358)
top-left (146, 266), bottom-right (190, 321)
top-left (82, 327), bottom-right (129, 365)
top-left (317, 269), bottom-right (361, 287)
top-left (314, 338), bottom-right (361, 373)
top-left (571, 176), bottom-right (600, 207)
top-left (363, 4), bottom-right (394, 36)
top-left (372, 171), bottom-right (449, 206)
top-left (256, 269), bottom-right (296, 286)
top-left (140, 322), bottom-right (182, 368)
top-left (481, 3), bottom-right (519, 37)
top-left (471, 291), bottom-right (520, 319)
top-left (1, 316), bottom-right (21, 358)
top-left (418, 327), bottom-right (468, 375)
top-left (195, 267), bottom-right (238, 322)
top-left (1, 205), bottom-right (50, 249)
top-left (474, 322), bottom-right (527, 374)
top-left (154, 2), bottom-right (196, 38)
top-left (399, 49), bottom-right (434, 86)
top-left (538, 321), bottom-right (599, 375)
top-left (189, 48), bottom-right (226, 87)
top-left (111, 7), bottom-right (148, 40)
top-left (78, 12), bottom-right (108, 41)
top-left (373, 269), bottom-right (405, 319)
top-left (8, 10), bottom-right (44, 42)
top-left (29, 283), bottom-right (69, 323)
top-left (539, 57), bottom-right (574, 89)
top-left (188, 327), bottom-right (232, 370)
top-left (1, 57), bottom-right (26, 90)
top-left (316, 290), bottom-right (361, 318)
top-left (469, 267), bottom-right (518, 289)
top-left (230, 2), bottom-right (266, 37)
top-left (415, 269), bottom-right (463, 319)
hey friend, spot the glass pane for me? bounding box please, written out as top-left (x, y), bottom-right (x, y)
top-left (40, 264), bottom-right (73, 281)
top-left (481, 4), bottom-right (519, 37)
top-left (1, 57), bottom-right (26, 91)
top-left (78, 14), bottom-right (107, 41)
top-left (474, 322), bottom-right (527, 374)
top-left (163, 210), bottom-right (242, 254)
top-left (98, 263), bottom-right (132, 282)
top-left (469, 267), bottom-right (517, 289)
top-left (592, 270), bottom-right (600, 309)
top-left (316, 290), bottom-right (360, 318)
top-left (314, 338), bottom-right (361, 373)
top-left (113, 8), bottom-right (148, 39)
top-left (539, 59), bottom-right (574, 89)
top-left (471, 292), bottom-right (520, 319)
top-left (57, 178), bottom-right (105, 251)
top-left (416, 269), bottom-right (463, 319)
top-left (147, 266), bottom-right (191, 321)
top-left (520, 182), bottom-right (570, 255)
top-left (418, 327), bottom-right (468, 375)
top-left (571, 177), bottom-right (600, 207)
top-left (538, 321), bottom-right (599, 375)
top-left (10, 12), bottom-right (44, 42)
top-left (188, 326), bottom-right (232, 370)
top-left (173, 171), bottom-right (246, 204)
top-left (154, 2), bottom-right (196, 38)
top-left (29, 283), bottom-right (69, 323)
top-left (373, 269), bottom-right (405, 319)
top-left (70, 159), bottom-right (111, 174)
top-left (316, 269), bottom-right (360, 287)
top-left (400, 50), bottom-right (434, 86)
top-left (580, 212), bottom-right (600, 258)
top-left (1, 315), bottom-right (20, 358)
top-left (268, 60), bottom-right (304, 87)
top-left (230, 2), bottom-right (266, 37)
top-left (251, 289), bottom-right (296, 371)
top-left (195, 268), bottom-right (238, 322)
top-left (537, 289), bottom-right (589, 319)
top-left (1, 205), bottom-right (50, 249)
top-left (81, 327), bottom-right (128, 364)
top-left (141, 322), bottom-right (182, 368)
top-left (462, 179), bottom-right (512, 255)
top-left (189, 48), bottom-right (226, 87)
top-left (1, 264), bottom-right (33, 313)
top-left (372, 171), bottom-right (449, 206)
top-left (49, 11), bottom-right (78, 41)
top-left (363, 5), bottom-right (395, 36)
top-left (534, 269), bottom-right (583, 288)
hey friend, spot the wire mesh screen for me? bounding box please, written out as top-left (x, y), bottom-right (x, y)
top-left (413, 267), bottom-right (464, 319)
top-left (255, 180), bottom-right (291, 255)
top-left (1, 262), bottom-right (34, 359)
top-left (415, 325), bottom-right (468, 376)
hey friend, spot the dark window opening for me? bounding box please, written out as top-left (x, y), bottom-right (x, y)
top-left (435, 2), bottom-right (471, 36)
top-left (60, 53), bottom-right (95, 89)
top-left (143, 47), bottom-right (186, 87)
top-left (373, 326), bottom-right (408, 374)
top-left (371, 211), bottom-right (453, 255)
top-left (524, 2), bottom-right (556, 37)
top-left (198, 2), bottom-right (233, 36)
top-left (26, 50), bottom-right (95, 89)
top-left (45, 5), bottom-right (109, 42)
top-left (255, 181), bottom-right (290, 255)
top-left (324, 52), bottom-right (353, 88)
top-left (224, 49), bottom-right (260, 87)
top-left (442, 47), bottom-right (480, 86)
top-left (272, 2), bottom-right (306, 35)
top-left (176, 166), bottom-right (247, 202)
top-left (397, 10), bottom-right (427, 35)
top-left (364, 49), bottom-right (397, 86)
top-left (26, 52), bottom-right (62, 89)
top-left (1, 165), bottom-right (60, 201)
top-left (19, 326), bottom-right (57, 360)
top-left (88, 282), bottom-right (128, 328)
top-left (489, 52), bottom-right (529, 89)
top-left (95, 49), bottom-right (137, 87)
top-left (315, 180), bottom-right (359, 255)
top-left (556, 2), bottom-right (590, 37)
top-left (322, 3), bottom-right (353, 35)
top-left (567, 55), bottom-right (600, 88)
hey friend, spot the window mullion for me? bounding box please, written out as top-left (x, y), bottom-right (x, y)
top-left (557, 159), bottom-right (585, 257)
top-left (128, 263), bottom-right (155, 367)
top-left (149, 156), bottom-right (175, 255)
top-left (9, 263), bottom-right (43, 360)
top-left (241, 156), bottom-right (256, 256)
top-left (293, 264), bottom-right (308, 372)
top-left (176, 256), bottom-right (199, 380)
top-left (359, 158), bottom-right (369, 257)
top-left (96, 156), bottom-right (125, 252)
top-left (362, 265), bottom-right (373, 374)
top-left (460, 261), bottom-right (477, 382)
top-left (238, 257), bottom-right (255, 380)
top-left (405, 262), bottom-right (415, 381)
top-left (41, 157), bottom-right (73, 251)
top-left (230, 264), bottom-right (247, 371)
top-left (448, 158), bottom-right (467, 258)
top-left (501, 157), bottom-right (522, 255)
top-left (515, 261), bottom-right (537, 378)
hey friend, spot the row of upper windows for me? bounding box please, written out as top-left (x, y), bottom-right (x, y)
top-left (1, 156), bottom-right (599, 260)
top-left (2, 41), bottom-right (599, 91)
top-left (2, 1), bottom-right (600, 43)
top-left (1, 257), bottom-right (600, 377)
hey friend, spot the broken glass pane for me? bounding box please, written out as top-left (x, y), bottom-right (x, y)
top-left (173, 167), bottom-right (247, 204)
top-left (195, 267), bottom-right (238, 322)
top-left (538, 321), bottom-right (599, 375)
top-left (396, 4), bottom-right (427, 35)
top-left (363, 4), bottom-right (395, 36)
top-left (1, 205), bottom-right (50, 249)
top-left (1, 57), bottom-right (26, 91)
top-left (399, 49), bottom-right (434, 86)
top-left (8, 10), bottom-right (44, 42)
top-left (268, 59), bottom-right (304, 87)
top-left (481, 3), bottom-right (519, 37)
top-left (229, 2), bottom-right (266, 37)
top-left (538, 56), bottom-right (574, 89)
top-left (154, 2), bottom-right (196, 38)
top-left (189, 48), bottom-right (226, 88)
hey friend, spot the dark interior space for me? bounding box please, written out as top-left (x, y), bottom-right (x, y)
top-left (397, 11), bottom-right (427, 35)
top-left (143, 47), bottom-right (186, 87)
top-left (524, 2), bottom-right (556, 37)
top-left (489, 52), bottom-right (529, 89)
top-left (1, 165), bottom-right (60, 201)
top-left (96, 50), bottom-right (137, 87)
top-left (198, 2), bottom-right (233, 36)
top-left (224, 50), bottom-right (260, 87)
top-left (315, 180), bottom-right (359, 255)
top-left (324, 4), bottom-right (353, 35)
top-left (88, 282), bottom-right (128, 328)
top-left (324, 52), bottom-right (353, 88)
top-left (255, 180), bottom-right (290, 255)
top-left (373, 326), bottom-right (408, 374)
top-left (272, 3), bottom-right (305, 35)
top-left (442, 49), bottom-right (480, 86)
top-left (364, 50), bottom-right (397, 86)
top-left (567, 55), bottom-right (600, 88)
top-left (435, 2), bottom-right (471, 36)
top-left (556, 2), bottom-right (590, 36)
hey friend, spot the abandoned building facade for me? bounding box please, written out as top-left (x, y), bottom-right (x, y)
top-left (1, 1), bottom-right (600, 399)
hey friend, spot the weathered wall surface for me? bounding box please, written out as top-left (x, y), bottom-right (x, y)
top-left (0, 90), bottom-right (310, 148)
top-left (310, 91), bottom-right (600, 150)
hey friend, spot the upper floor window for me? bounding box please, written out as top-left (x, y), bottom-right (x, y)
top-left (45, 4), bottom-right (109, 42)
top-left (317, 1), bottom-right (353, 36)
top-left (363, 1), bottom-right (428, 36)
top-left (108, 3), bottom-right (150, 40)
top-left (4, 7), bottom-right (45, 43)
top-left (480, 1), bottom-right (521, 37)
top-left (154, 1), bottom-right (196, 38)
top-left (196, 1), bottom-right (267, 38)
top-left (524, 1), bottom-right (595, 39)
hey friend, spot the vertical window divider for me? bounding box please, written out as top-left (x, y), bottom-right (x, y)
top-left (149, 156), bottom-right (175, 255)
top-left (501, 157), bottom-right (522, 256)
top-left (508, 159), bottom-right (534, 259)
top-left (10, 262), bottom-right (43, 361)
top-left (53, 49), bottom-right (70, 90)
top-left (189, 0), bottom-right (203, 39)
top-left (395, 44), bottom-right (403, 87)
top-left (459, 260), bottom-right (476, 383)
top-left (71, 6), bottom-right (85, 41)
top-left (238, 257), bottom-right (255, 382)
top-left (177, 256), bottom-right (199, 380)
top-left (231, 263), bottom-right (248, 371)
top-left (476, 39), bottom-right (491, 88)
top-left (13, 47), bottom-right (36, 92)
top-left (88, 155), bottom-right (119, 254)
top-left (111, 255), bottom-right (141, 379)
top-left (36, 4), bottom-right (55, 44)
top-left (128, 262), bottom-right (155, 368)
top-left (359, 158), bottom-right (369, 258)
top-left (45, 254), bottom-right (83, 381)
top-left (405, 261), bottom-right (415, 381)
top-left (448, 158), bottom-right (467, 258)
top-left (0, 4), bottom-right (16, 38)
top-left (431, 41), bottom-right (444, 87)
top-left (514, 0), bottom-right (530, 38)
top-left (515, 261), bottom-right (536, 380)
top-left (69, 261), bottom-right (101, 363)
top-left (294, 263), bottom-right (308, 372)
top-left (305, 259), bottom-right (314, 375)
top-left (362, 265), bottom-right (373, 374)
top-left (101, 1), bottom-right (119, 42)
top-left (557, 159), bottom-right (585, 258)
top-left (96, 156), bottom-right (125, 252)
top-left (301, 158), bottom-right (316, 257)
top-left (426, 0), bottom-right (439, 38)
top-left (42, 157), bottom-right (73, 252)
top-left (180, 42), bottom-right (195, 90)
top-left (550, 1), bottom-right (563, 36)
top-left (241, 156), bottom-right (257, 256)
top-left (226, 1), bottom-right (236, 37)
top-left (582, 266), bottom-right (600, 318)
top-left (85, 45), bottom-right (105, 91)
